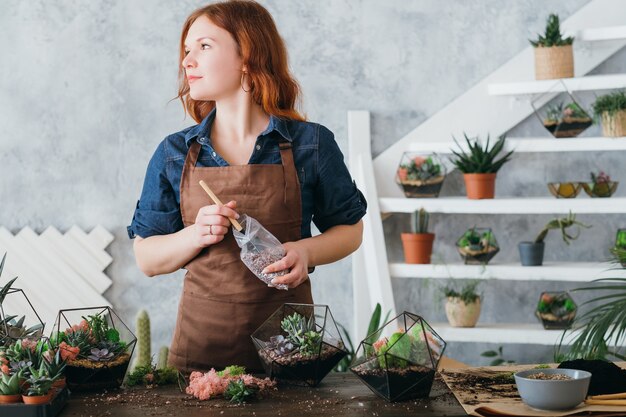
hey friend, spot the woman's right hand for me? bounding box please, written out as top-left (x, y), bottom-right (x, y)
top-left (192, 200), bottom-right (239, 248)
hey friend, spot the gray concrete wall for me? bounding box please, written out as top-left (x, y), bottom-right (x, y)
top-left (2, 0), bottom-right (623, 366)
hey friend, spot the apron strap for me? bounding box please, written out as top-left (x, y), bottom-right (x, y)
top-left (279, 141), bottom-right (299, 206)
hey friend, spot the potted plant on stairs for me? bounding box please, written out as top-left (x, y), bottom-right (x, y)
top-left (441, 280), bottom-right (481, 328)
top-left (518, 211), bottom-right (591, 266)
top-left (449, 134), bottom-right (514, 199)
top-left (530, 14), bottom-right (574, 80)
top-left (592, 91), bottom-right (626, 137)
top-left (401, 208), bottom-right (434, 264)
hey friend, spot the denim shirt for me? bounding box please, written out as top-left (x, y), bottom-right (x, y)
top-left (127, 109), bottom-right (367, 240)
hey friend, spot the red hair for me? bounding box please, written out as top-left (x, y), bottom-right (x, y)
top-left (177, 0), bottom-right (305, 123)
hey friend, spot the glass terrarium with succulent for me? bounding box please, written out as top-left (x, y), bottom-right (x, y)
top-left (50, 307), bottom-right (136, 391)
top-left (535, 292), bottom-right (577, 330)
top-left (456, 228), bottom-right (499, 265)
top-left (582, 171), bottom-right (619, 198)
top-left (395, 153), bottom-right (446, 198)
top-left (350, 312), bottom-right (446, 402)
top-left (532, 87), bottom-right (592, 138)
top-left (251, 304), bottom-right (347, 387)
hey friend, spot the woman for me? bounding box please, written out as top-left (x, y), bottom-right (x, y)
top-left (127, 0), bottom-right (367, 373)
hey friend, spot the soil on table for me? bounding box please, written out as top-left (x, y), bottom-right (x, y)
top-left (440, 368), bottom-right (518, 406)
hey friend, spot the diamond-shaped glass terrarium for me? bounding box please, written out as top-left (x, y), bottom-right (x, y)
top-left (251, 303), bottom-right (347, 387)
top-left (456, 228), bottom-right (499, 265)
top-left (535, 292), bottom-right (577, 330)
top-left (350, 312), bottom-right (446, 402)
top-left (395, 153), bottom-right (447, 198)
top-left (532, 87), bottom-right (593, 138)
top-left (51, 306), bottom-right (136, 391)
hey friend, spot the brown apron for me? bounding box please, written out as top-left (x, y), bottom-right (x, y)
top-left (168, 139), bottom-right (314, 374)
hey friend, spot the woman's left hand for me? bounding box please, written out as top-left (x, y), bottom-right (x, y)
top-left (262, 241), bottom-right (310, 289)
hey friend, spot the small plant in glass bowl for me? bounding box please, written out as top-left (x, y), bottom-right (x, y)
top-left (395, 153), bottom-right (446, 198)
top-left (251, 304), bottom-right (347, 387)
top-left (582, 171), bottom-right (619, 198)
top-left (540, 102), bottom-right (592, 138)
top-left (51, 306), bottom-right (136, 392)
top-left (547, 182), bottom-right (582, 198)
top-left (535, 292), bottom-right (577, 330)
top-left (456, 228), bottom-right (499, 265)
top-left (350, 312), bottom-right (446, 402)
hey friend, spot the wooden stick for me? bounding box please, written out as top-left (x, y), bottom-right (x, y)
top-left (589, 392), bottom-right (626, 400)
top-left (198, 180), bottom-right (243, 232)
top-left (585, 399), bottom-right (626, 406)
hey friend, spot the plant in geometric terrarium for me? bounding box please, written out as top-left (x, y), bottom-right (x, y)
top-left (456, 228), bottom-right (499, 265)
top-left (582, 170), bottom-right (619, 198)
top-left (350, 312), bottom-right (446, 402)
top-left (535, 292), bottom-right (577, 330)
top-left (50, 306), bottom-right (136, 391)
top-left (532, 90), bottom-right (592, 138)
top-left (251, 304), bottom-right (347, 387)
top-left (395, 153), bottom-right (447, 198)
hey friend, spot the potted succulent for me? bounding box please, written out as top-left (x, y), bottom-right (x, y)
top-left (400, 208), bottom-right (434, 264)
top-left (251, 304), bottom-right (347, 387)
top-left (612, 229), bottom-right (626, 268)
top-left (536, 292), bottom-right (577, 330)
top-left (0, 372), bottom-right (21, 404)
top-left (592, 90), bottom-right (626, 137)
top-left (51, 307), bottom-right (136, 391)
top-left (582, 171), bottom-right (619, 198)
top-left (395, 153), bottom-right (446, 198)
top-left (547, 182), bottom-right (582, 198)
top-left (350, 311), bottom-right (446, 402)
top-left (21, 364), bottom-right (54, 405)
top-left (540, 102), bottom-right (592, 138)
top-left (518, 212), bottom-right (590, 266)
top-left (441, 281), bottom-right (481, 328)
top-left (456, 227), bottom-right (499, 265)
top-left (449, 134), bottom-right (514, 199)
top-left (530, 14), bottom-right (574, 80)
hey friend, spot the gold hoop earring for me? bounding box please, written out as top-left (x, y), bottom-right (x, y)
top-left (241, 72), bottom-right (250, 93)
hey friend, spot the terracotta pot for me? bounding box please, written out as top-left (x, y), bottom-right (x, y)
top-left (52, 377), bottom-right (66, 390)
top-left (463, 173), bottom-right (496, 199)
top-left (401, 233), bottom-right (435, 264)
top-left (445, 297), bottom-right (481, 327)
top-left (0, 394), bottom-right (21, 404)
top-left (22, 391), bottom-right (53, 405)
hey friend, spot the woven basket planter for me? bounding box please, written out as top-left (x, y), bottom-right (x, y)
top-left (534, 45), bottom-right (574, 80)
top-left (600, 110), bottom-right (626, 137)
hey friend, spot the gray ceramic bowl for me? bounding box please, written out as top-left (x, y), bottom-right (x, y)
top-left (514, 368), bottom-right (591, 410)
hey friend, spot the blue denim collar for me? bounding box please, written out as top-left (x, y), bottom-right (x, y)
top-left (184, 107), bottom-right (293, 145)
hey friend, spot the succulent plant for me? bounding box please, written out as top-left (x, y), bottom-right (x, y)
top-left (411, 208), bottom-right (429, 234)
top-left (0, 372), bottom-right (20, 395)
top-left (530, 14), bottom-right (574, 47)
top-left (591, 171), bottom-right (611, 184)
top-left (449, 134), bottom-right (514, 174)
top-left (441, 280), bottom-right (481, 305)
top-left (88, 348), bottom-right (114, 362)
top-left (300, 331), bottom-right (322, 356)
top-left (43, 348), bottom-right (66, 381)
top-left (534, 211), bottom-right (591, 244)
top-left (224, 379), bottom-right (259, 404)
top-left (265, 335), bottom-right (294, 356)
top-left (280, 313), bottom-right (322, 357)
top-left (135, 310), bottom-right (151, 369)
top-left (157, 346), bottom-right (169, 370)
top-left (63, 328), bottom-right (93, 356)
top-left (397, 156), bottom-right (442, 182)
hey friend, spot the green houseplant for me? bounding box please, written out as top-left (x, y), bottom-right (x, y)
top-left (530, 14), bottom-right (574, 80)
top-left (456, 227), bottom-right (499, 265)
top-left (401, 208), bottom-right (435, 264)
top-left (536, 292), bottom-right (577, 330)
top-left (518, 212), bottom-right (590, 266)
top-left (541, 101), bottom-right (592, 138)
top-left (612, 229), bottom-right (626, 268)
top-left (592, 91), bottom-right (626, 137)
top-left (582, 171), bottom-right (619, 198)
top-left (0, 372), bottom-right (21, 404)
top-left (441, 281), bottom-right (481, 328)
top-left (449, 134), bottom-right (514, 199)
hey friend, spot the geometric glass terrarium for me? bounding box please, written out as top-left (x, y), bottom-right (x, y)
top-left (456, 228), bottom-right (499, 265)
top-left (0, 277), bottom-right (45, 348)
top-left (532, 87), bottom-right (592, 138)
top-left (535, 292), bottom-right (577, 330)
top-left (395, 153), bottom-right (447, 198)
top-left (51, 306), bottom-right (136, 391)
top-left (251, 303), bottom-right (347, 387)
top-left (350, 312), bottom-right (446, 402)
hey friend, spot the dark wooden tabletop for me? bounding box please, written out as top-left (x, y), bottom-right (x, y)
top-left (58, 373), bottom-right (467, 417)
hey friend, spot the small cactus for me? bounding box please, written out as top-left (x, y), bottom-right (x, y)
top-left (157, 346), bottom-right (169, 370)
top-left (412, 208), bottom-right (429, 234)
top-left (135, 310), bottom-right (151, 368)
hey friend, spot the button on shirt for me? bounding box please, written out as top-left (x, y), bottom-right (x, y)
top-left (127, 109), bottom-right (367, 240)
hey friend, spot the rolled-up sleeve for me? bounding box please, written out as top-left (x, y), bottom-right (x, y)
top-left (127, 140), bottom-right (184, 239)
top-left (312, 125), bottom-right (367, 233)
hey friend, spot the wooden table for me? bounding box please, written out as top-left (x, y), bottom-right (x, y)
top-left (58, 373), bottom-right (467, 417)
